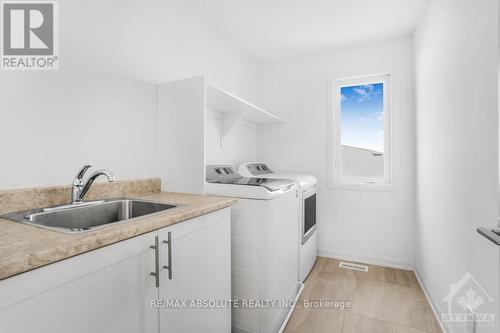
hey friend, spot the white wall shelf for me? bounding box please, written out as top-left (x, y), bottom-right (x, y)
top-left (157, 75), bottom-right (283, 194)
top-left (206, 83), bottom-right (283, 136)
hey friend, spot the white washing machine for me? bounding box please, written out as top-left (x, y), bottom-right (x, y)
top-left (206, 164), bottom-right (302, 333)
top-left (238, 162), bottom-right (318, 282)
top-left (206, 164), bottom-right (303, 333)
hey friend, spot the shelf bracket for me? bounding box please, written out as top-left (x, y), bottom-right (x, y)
top-left (222, 110), bottom-right (247, 137)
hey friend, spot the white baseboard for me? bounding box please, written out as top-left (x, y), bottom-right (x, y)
top-left (317, 248), bottom-right (413, 270)
top-left (412, 268), bottom-right (450, 333)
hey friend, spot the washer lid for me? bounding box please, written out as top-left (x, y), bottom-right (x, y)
top-left (208, 177), bottom-right (295, 192)
top-left (271, 173), bottom-right (317, 189)
top-left (238, 162), bottom-right (317, 189)
top-left (206, 164), bottom-right (295, 192)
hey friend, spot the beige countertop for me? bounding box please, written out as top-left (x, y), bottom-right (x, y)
top-left (0, 191), bottom-right (236, 281)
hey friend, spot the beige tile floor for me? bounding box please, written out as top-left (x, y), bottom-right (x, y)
top-left (284, 257), bottom-right (442, 333)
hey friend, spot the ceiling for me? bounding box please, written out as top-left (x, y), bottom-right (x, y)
top-left (188, 0), bottom-right (429, 62)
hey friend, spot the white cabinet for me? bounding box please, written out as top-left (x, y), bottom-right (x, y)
top-left (158, 207), bottom-right (231, 333)
top-left (0, 208), bottom-right (231, 333)
top-left (0, 230), bottom-right (158, 333)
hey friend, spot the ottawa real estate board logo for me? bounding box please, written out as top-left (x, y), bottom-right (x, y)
top-left (442, 273), bottom-right (495, 329)
top-left (1, 1), bottom-right (59, 70)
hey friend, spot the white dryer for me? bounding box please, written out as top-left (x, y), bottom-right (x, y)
top-left (238, 162), bottom-right (317, 282)
top-left (205, 164), bottom-right (303, 333)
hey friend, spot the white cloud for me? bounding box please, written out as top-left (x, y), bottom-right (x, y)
top-left (341, 94), bottom-right (347, 101)
top-left (352, 84), bottom-right (382, 102)
top-left (353, 87), bottom-right (369, 97)
top-left (353, 86), bottom-right (372, 102)
top-left (361, 84), bottom-right (374, 93)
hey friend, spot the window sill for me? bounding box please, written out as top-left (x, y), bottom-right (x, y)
top-left (328, 183), bottom-right (398, 192)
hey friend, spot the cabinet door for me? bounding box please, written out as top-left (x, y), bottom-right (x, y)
top-left (0, 231), bottom-right (159, 333)
top-left (158, 208), bottom-right (231, 333)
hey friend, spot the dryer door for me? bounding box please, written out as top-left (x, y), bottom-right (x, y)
top-left (302, 189), bottom-right (317, 244)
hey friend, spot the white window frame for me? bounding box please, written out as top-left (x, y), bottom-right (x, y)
top-left (328, 74), bottom-right (392, 189)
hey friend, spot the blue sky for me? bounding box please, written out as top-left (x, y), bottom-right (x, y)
top-left (340, 83), bottom-right (384, 152)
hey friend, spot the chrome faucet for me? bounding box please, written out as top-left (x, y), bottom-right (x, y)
top-left (72, 164), bottom-right (115, 204)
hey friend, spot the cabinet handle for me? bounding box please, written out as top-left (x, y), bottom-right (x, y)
top-left (150, 236), bottom-right (160, 288)
top-left (162, 232), bottom-right (172, 280)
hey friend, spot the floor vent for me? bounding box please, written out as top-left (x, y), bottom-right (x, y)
top-left (339, 261), bottom-right (368, 272)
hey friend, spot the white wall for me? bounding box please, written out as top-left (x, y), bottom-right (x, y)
top-left (257, 37), bottom-right (416, 268)
top-left (341, 145), bottom-right (384, 178)
top-left (206, 109), bottom-right (258, 167)
top-left (0, 72), bottom-right (157, 190)
top-left (414, 0), bottom-right (499, 331)
top-left (0, 0), bottom-right (256, 190)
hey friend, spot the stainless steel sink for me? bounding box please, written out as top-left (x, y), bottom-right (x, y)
top-left (1, 198), bottom-right (179, 234)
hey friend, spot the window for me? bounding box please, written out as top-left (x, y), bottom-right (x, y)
top-left (329, 74), bottom-right (391, 187)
